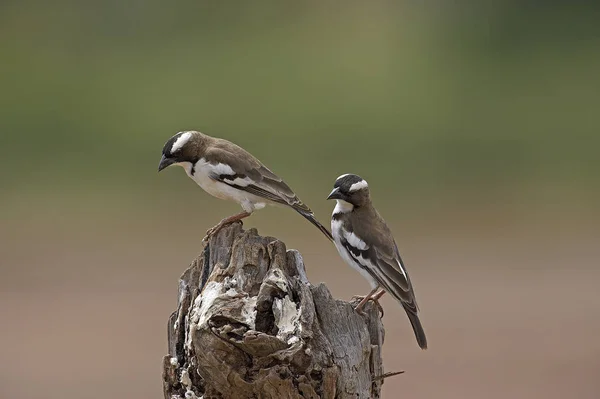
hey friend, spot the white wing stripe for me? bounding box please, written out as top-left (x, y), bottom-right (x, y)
top-left (396, 259), bottom-right (408, 281)
top-left (228, 177), bottom-right (254, 187)
top-left (343, 230), bottom-right (369, 250)
top-left (203, 161), bottom-right (256, 187)
top-left (208, 162), bottom-right (235, 176)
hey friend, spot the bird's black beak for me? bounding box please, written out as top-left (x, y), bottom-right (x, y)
top-left (158, 155), bottom-right (175, 172)
top-left (327, 187), bottom-right (342, 200)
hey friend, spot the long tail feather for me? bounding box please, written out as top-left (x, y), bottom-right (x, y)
top-left (295, 209), bottom-right (333, 241)
top-left (403, 304), bottom-right (428, 350)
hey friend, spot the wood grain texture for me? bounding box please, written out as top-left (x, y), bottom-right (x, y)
top-left (163, 222), bottom-right (386, 399)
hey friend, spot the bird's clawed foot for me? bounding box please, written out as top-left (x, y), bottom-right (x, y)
top-left (201, 221), bottom-right (233, 243)
top-left (202, 210), bottom-right (252, 243)
top-left (351, 289), bottom-right (386, 317)
top-left (351, 295), bottom-right (384, 317)
top-left (202, 225), bottom-right (222, 243)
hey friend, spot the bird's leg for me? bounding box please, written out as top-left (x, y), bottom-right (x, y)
top-left (353, 288), bottom-right (386, 316)
top-left (372, 289), bottom-right (386, 301)
top-left (370, 289), bottom-right (386, 317)
top-left (202, 210), bottom-right (252, 242)
top-left (353, 286), bottom-right (380, 315)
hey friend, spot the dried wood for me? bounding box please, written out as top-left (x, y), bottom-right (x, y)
top-left (162, 222), bottom-right (387, 399)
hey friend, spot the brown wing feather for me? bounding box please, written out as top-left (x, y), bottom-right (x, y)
top-left (346, 206), bottom-right (426, 348)
top-left (204, 142), bottom-right (311, 212)
top-left (201, 138), bottom-right (332, 240)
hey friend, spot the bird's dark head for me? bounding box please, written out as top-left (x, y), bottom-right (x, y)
top-left (158, 131), bottom-right (205, 172)
top-left (327, 173), bottom-right (370, 207)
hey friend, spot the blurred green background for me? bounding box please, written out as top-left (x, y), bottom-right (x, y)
top-left (1, 2), bottom-right (599, 399)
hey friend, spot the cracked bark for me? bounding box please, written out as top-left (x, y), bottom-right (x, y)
top-left (162, 222), bottom-right (386, 399)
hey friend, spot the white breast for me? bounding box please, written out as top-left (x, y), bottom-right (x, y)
top-left (331, 218), bottom-right (378, 289)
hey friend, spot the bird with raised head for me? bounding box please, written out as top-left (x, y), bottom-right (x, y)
top-left (158, 130), bottom-right (333, 242)
top-left (327, 173), bottom-right (427, 349)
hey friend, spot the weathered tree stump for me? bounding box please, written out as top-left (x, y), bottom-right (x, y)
top-left (162, 222), bottom-right (386, 399)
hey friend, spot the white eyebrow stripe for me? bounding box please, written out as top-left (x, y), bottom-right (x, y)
top-left (171, 132), bottom-right (193, 153)
top-left (349, 180), bottom-right (368, 192)
top-left (343, 229), bottom-right (369, 250)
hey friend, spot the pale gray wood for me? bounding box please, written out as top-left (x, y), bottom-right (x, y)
top-left (162, 222), bottom-right (387, 399)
